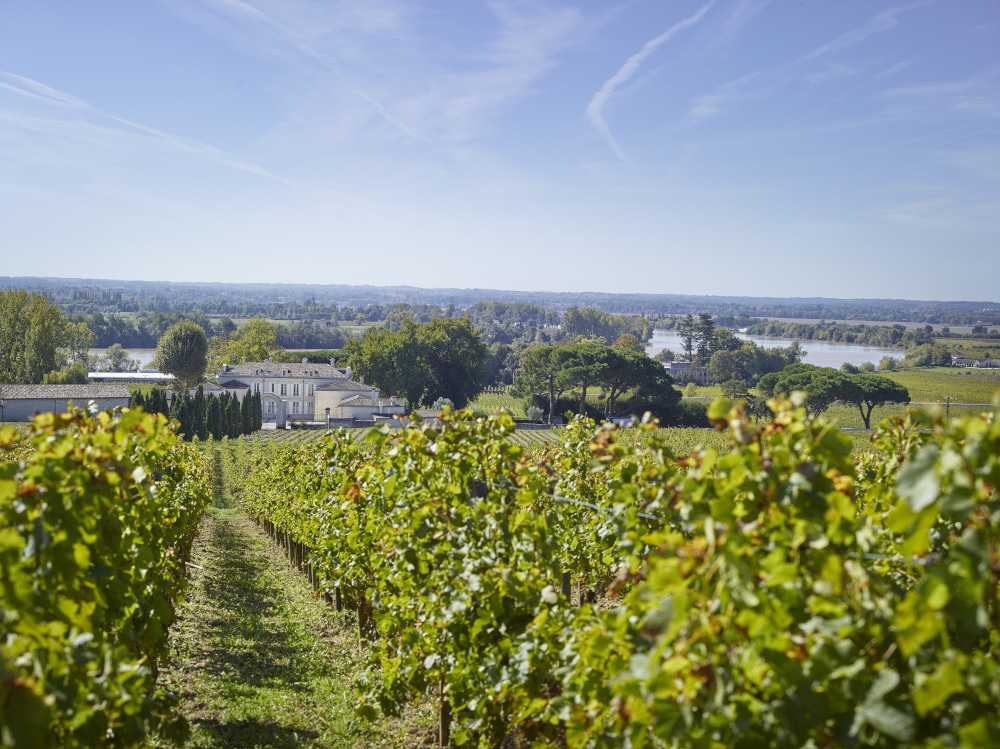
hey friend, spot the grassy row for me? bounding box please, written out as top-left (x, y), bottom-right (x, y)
top-left (158, 508), bottom-right (434, 748)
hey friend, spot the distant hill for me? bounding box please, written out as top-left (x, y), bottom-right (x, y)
top-left (3, 276), bottom-right (998, 326)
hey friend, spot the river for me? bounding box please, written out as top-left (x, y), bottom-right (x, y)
top-left (89, 348), bottom-right (158, 369)
top-left (646, 331), bottom-right (902, 369)
top-left (96, 336), bottom-right (901, 375)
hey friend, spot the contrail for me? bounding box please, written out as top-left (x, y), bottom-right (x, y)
top-left (0, 71), bottom-right (306, 189)
top-left (586, 0), bottom-right (717, 163)
top-left (210, 0), bottom-right (423, 140)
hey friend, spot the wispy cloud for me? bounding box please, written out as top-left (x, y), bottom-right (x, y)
top-left (685, 71), bottom-right (762, 125)
top-left (174, 1), bottom-right (588, 146)
top-left (0, 71), bottom-right (302, 186)
top-left (796, 0), bottom-right (933, 63)
top-left (804, 63), bottom-right (858, 86)
top-left (711, 0), bottom-right (771, 51)
top-left (882, 66), bottom-right (1000, 119)
top-left (396, 2), bottom-right (585, 142)
top-left (195, 0), bottom-right (423, 139)
top-left (875, 60), bottom-right (912, 79)
top-left (586, 0), bottom-right (717, 163)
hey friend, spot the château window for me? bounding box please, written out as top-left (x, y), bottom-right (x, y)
top-left (293, 384), bottom-right (300, 396)
top-left (307, 384), bottom-right (314, 396)
top-left (292, 401), bottom-right (300, 414)
top-left (280, 384), bottom-right (287, 396)
top-left (270, 383), bottom-right (275, 393)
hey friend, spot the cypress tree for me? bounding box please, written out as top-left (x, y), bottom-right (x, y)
top-left (219, 392), bottom-right (230, 436)
top-left (169, 390), bottom-right (191, 439)
top-left (241, 391), bottom-right (252, 435)
top-left (180, 390), bottom-right (194, 440)
top-left (227, 394), bottom-right (241, 438)
top-left (148, 388), bottom-right (160, 416)
top-left (207, 394), bottom-right (222, 440)
top-left (254, 391), bottom-right (263, 431)
top-left (131, 390), bottom-right (145, 410)
top-left (193, 385), bottom-right (208, 440)
top-left (169, 390), bottom-right (182, 423)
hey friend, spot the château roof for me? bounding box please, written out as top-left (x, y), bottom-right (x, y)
top-left (316, 380), bottom-right (376, 393)
top-left (219, 360), bottom-right (349, 379)
top-left (337, 394), bottom-right (380, 407)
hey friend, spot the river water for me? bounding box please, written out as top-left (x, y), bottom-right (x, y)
top-left (89, 348), bottom-right (158, 369)
top-left (646, 331), bottom-right (902, 369)
top-left (94, 336), bottom-right (901, 375)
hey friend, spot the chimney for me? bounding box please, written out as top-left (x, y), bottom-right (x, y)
top-left (302, 357), bottom-right (307, 365)
top-left (359, 375), bottom-right (364, 385)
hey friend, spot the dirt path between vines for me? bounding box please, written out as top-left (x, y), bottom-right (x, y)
top-left (157, 509), bottom-right (433, 748)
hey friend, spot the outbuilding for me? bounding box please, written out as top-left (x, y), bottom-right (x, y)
top-left (0, 383), bottom-right (132, 422)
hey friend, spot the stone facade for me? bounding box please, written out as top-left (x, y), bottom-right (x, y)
top-left (664, 360), bottom-right (710, 385)
top-left (217, 359), bottom-right (407, 428)
top-left (217, 358), bottom-right (354, 428)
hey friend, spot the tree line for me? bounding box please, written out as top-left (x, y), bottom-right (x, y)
top-left (131, 386), bottom-right (262, 441)
top-left (759, 363), bottom-right (911, 428)
top-left (15, 276), bottom-right (999, 325)
top-left (0, 289), bottom-right (93, 384)
top-left (514, 340), bottom-right (679, 425)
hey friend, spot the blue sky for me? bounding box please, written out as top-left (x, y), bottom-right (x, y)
top-left (1, 1), bottom-right (997, 300)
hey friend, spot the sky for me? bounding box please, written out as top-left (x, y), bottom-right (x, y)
top-left (0, 1), bottom-right (997, 301)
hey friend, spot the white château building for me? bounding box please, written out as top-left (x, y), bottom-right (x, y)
top-left (218, 358), bottom-right (405, 427)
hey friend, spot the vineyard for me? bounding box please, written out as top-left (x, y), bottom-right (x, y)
top-left (882, 369), bottom-right (1000, 404)
top-left (3, 396), bottom-right (999, 747)
top-left (0, 408), bottom-right (210, 747)
top-left (235, 399), bottom-right (999, 747)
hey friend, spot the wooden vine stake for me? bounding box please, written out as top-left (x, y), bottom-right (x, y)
top-left (439, 677), bottom-right (452, 747)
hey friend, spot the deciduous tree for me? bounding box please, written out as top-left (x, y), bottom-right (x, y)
top-left (0, 289), bottom-right (83, 384)
top-left (345, 318), bottom-right (487, 408)
top-left (155, 320), bottom-right (208, 388)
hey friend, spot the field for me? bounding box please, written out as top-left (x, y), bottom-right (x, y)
top-left (934, 336), bottom-right (1000, 358)
top-left (881, 367), bottom-right (1000, 403)
top-left (230, 368), bottom-right (998, 456)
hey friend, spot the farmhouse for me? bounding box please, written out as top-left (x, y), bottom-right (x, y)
top-left (0, 383), bottom-right (131, 422)
top-left (951, 353), bottom-right (1000, 369)
top-left (217, 358), bottom-right (406, 427)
